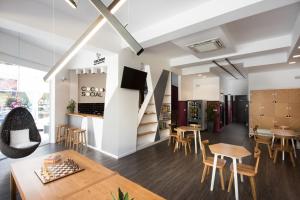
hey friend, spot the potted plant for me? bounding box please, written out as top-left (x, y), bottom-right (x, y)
top-left (111, 188), bottom-right (134, 200)
top-left (206, 104), bottom-right (215, 133)
top-left (67, 99), bottom-right (76, 113)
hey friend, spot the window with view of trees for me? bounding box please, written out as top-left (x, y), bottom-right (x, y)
top-left (0, 62), bottom-right (50, 152)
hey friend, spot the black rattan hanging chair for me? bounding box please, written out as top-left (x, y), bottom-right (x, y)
top-left (0, 107), bottom-right (41, 158)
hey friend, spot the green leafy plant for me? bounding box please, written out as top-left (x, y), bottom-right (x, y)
top-left (111, 188), bottom-right (134, 200)
top-left (67, 99), bottom-right (76, 113)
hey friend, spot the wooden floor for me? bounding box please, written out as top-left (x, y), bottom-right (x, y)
top-left (1, 123), bottom-right (300, 200)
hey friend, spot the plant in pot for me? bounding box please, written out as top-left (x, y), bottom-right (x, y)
top-left (67, 99), bottom-right (76, 113)
top-left (206, 104), bottom-right (215, 133)
top-left (111, 188), bottom-right (134, 200)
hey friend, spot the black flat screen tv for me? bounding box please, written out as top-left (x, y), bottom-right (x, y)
top-left (121, 66), bottom-right (147, 90)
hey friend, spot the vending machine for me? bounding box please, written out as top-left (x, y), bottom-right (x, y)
top-left (187, 100), bottom-right (207, 130)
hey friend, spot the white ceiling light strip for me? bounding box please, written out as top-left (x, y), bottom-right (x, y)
top-left (90, 0), bottom-right (144, 56)
top-left (44, 0), bottom-right (127, 81)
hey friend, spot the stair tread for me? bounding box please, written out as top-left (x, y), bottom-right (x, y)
top-left (145, 112), bottom-right (156, 115)
top-left (140, 122), bottom-right (158, 126)
top-left (138, 131), bottom-right (156, 136)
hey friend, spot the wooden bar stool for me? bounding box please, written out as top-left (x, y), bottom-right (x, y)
top-left (56, 124), bottom-right (69, 144)
top-left (228, 148), bottom-right (261, 200)
top-left (72, 129), bottom-right (87, 151)
top-left (65, 127), bottom-right (79, 149)
top-left (200, 140), bottom-right (226, 190)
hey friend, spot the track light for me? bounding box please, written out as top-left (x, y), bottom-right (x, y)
top-left (44, 0), bottom-right (125, 81)
top-left (65, 0), bottom-right (78, 9)
top-left (90, 0), bottom-right (144, 56)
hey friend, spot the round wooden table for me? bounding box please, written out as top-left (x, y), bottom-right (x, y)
top-left (271, 129), bottom-right (297, 160)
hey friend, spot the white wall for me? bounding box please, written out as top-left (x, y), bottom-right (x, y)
top-left (101, 48), bottom-right (170, 158)
top-left (248, 67), bottom-right (300, 92)
top-left (220, 78), bottom-right (248, 96)
top-left (179, 75), bottom-right (220, 101)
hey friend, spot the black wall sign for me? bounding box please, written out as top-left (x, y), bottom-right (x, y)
top-left (94, 53), bottom-right (105, 65)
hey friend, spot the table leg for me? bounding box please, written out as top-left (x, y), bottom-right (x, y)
top-left (292, 139), bottom-right (297, 158)
top-left (194, 131), bottom-right (197, 154)
top-left (210, 154), bottom-right (218, 191)
top-left (10, 173), bottom-right (16, 200)
top-left (271, 135), bottom-right (275, 148)
top-left (282, 138), bottom-right (285, 161)
top-left (198, 130), bottom-right (202, 149)
top-left (233, 158), bottom-right (239, 200)
top-left (239, 158), bottom-right (243, 182)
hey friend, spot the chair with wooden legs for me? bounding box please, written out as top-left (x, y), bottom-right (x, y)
top-left (253, 125), bottom-right (273, 158)
top-left (168, 126), bottom-right (178, 146)
top-left (200, 140), bottom-right (226, 190)
top-left (186, 124), bottom-right (201, 140)
top-left (173, 129), bottom-right (192, 156)
top-left (65, 127), bottom-right (80, 149)
top-left (228, 148), bottom-right (261, 200)
top-left (273, 137), bottom-right (296, 167)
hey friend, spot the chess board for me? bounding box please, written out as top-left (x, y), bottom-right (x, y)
top-left (34, 158), bottom-right (84, 184)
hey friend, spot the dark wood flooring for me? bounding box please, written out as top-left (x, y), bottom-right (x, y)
top-left (1, 123), bottom-right (300, 200)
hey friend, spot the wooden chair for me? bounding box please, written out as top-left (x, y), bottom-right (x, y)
top-left (228, 148), bottom-right (261, 200)
top-left (200, 140), bottom-right (226, 190)
top-left (253, 125), bottom-right (273, 159)
top-left (65, 127), bottom-right (80, 148)
top-left (186, 124), bottom-right (201, 140)
top-left (173, 129), bottom-right (192, 156)
top-left (168, 126), bottom-right (178, 146)
top-left (273, 138), bottom-right (296, 167)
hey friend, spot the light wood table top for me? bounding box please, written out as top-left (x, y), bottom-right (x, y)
top-left (67, 112), bottom-right (103, 119)
top-left (271, 129), bottom-right (297, 138)
top-left (176, 126), bottom-right (200, 132)
top-left (66, 174), bottom-right (165, 200)
top-left (209, 143), bottom-right (251, 159)
top-left (11, 150), bottom-right (164, 200)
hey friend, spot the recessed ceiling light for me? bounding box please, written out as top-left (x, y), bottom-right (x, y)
top-left (197, 74), bottom-right (203, 77)
top-left (289, 61), bottom-right (296, 64)
top-left (298, 46), bottom-right (300, 49)
top-left (203, 75), bottom-right (207, 79)
top-left (293, 54), bottom-right (300, 58)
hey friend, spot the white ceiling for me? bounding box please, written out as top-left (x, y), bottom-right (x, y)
top-left (0, 0), bottom-right (300, 78)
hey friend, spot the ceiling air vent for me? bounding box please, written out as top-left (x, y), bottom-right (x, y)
top-left (187, 38), bottom-right (224, 53)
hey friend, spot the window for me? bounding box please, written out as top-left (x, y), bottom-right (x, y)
top-left (0, 62), bottom-right (50, 155)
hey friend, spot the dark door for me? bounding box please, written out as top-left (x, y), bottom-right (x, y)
top-left (171, 85), bottom-right (178, 126)
top-left (235, 95), bottom-right (249, 126)
top-left (178, 101), bottom-right (187, 126)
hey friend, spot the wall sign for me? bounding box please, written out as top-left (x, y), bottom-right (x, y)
top-left (81, 86), bottom-right (105, 97)
top-left (93, 53), bottom-right (105, 65)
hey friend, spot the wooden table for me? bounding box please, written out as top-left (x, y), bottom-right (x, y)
top-left (176, 126), bottom-right (201, 154)
top-left (10, 150), bottom-right (165, 200)
top-left (209, 143), bottom-right (251, 200)
top-left (271, 129), bottom-right (298, 160)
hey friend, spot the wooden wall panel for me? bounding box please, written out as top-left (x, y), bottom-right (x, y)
top-left (249, 88), bottom-right (300, 130)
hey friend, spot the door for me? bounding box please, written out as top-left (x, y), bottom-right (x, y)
top-left (178, 101), bottom-right (187, 126)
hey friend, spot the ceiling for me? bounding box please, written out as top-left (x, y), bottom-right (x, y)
top-left (0, 0), bottom-right (300, 78)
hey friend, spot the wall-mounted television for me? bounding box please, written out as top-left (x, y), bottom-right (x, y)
top-left (121, 66), bottom-right (147, 90)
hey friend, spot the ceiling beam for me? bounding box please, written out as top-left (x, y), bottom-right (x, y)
top-left (212, 60), bottom-right (238, 79)
top-left (225, 58), bottom-right (246, 78)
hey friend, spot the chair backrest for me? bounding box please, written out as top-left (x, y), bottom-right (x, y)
top-left (254, 147), bottom-right (261, 174)
top-left (200, 140), bottom-right (209, 162)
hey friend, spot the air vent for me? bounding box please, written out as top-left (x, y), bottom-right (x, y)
top-left (187, 38), bottom-right (224, 53)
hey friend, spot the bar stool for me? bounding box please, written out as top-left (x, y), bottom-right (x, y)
top-left (72, 129), bottom-right (87, 151)
top-left (65, 127), bottom-right (80, 149)
top-left (56, 124), bottom-right (68, 144)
